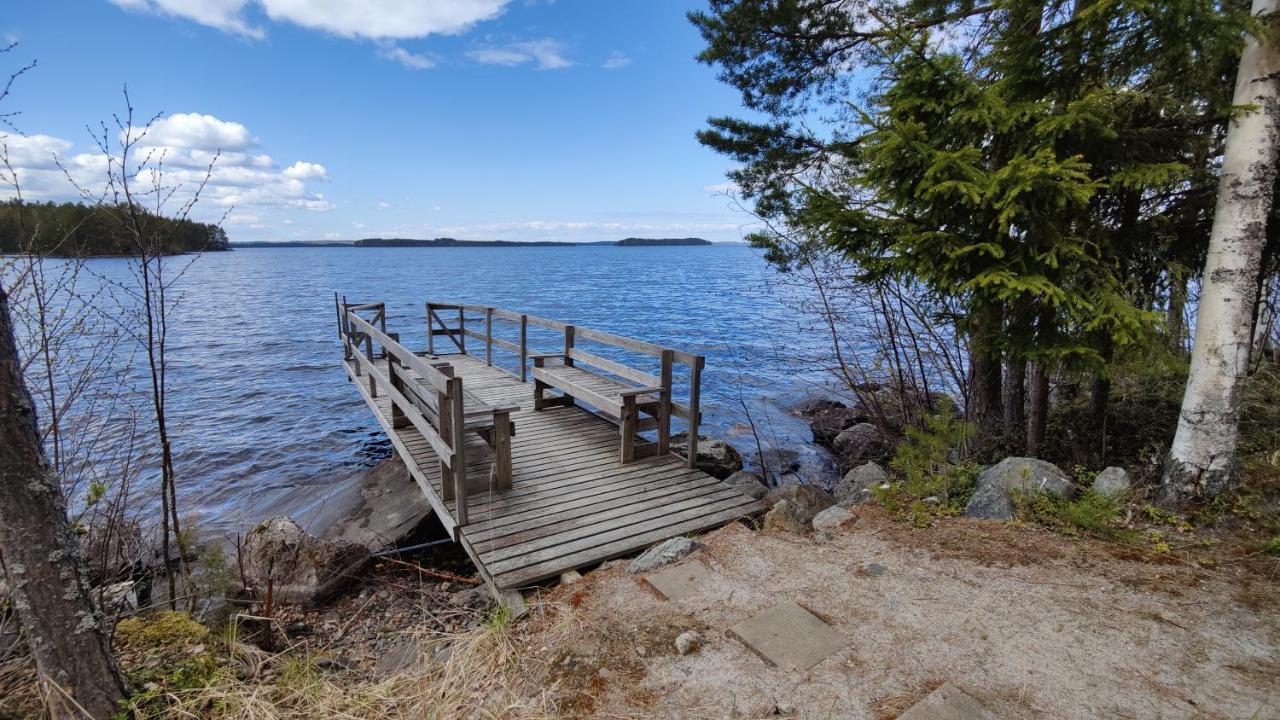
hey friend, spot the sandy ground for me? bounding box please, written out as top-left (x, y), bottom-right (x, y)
top-left (515, 509), bottom-right (1280, 719)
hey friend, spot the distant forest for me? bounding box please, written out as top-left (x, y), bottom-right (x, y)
top-left (0, 201), bottom-right (230, 256)
top-left (351, 237), bottom-right (711, 248)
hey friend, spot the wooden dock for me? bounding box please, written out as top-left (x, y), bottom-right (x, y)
top-left (337, 300), bottom-right (763, 601)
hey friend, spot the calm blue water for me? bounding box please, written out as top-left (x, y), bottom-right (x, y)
top-left (35, 245), bottom-right (837, 536)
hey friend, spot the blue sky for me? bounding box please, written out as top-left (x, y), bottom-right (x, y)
top-left (2, 1), bottom-right (755, 243)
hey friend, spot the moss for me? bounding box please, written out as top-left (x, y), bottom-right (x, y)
top-left (116, 610), bottom-right (209, 650)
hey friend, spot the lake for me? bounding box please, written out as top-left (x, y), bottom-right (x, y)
top-left (33, 245), bottom-right (839, 538)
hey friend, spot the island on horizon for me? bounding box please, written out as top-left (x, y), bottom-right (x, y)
top-left (230, 236), bottom-right (716, 248)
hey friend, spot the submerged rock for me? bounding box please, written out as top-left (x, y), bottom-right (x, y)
top-left (1092, 466), bottom-right (1131, 496)
top-left (671, 433), bottom-right (744, 479)
top-left (789, 397), bottom-right (846, 417)
top-left (628, 536), bottom-right (700, 574)
top-left (834, 462), bottom-right (889, 506)
top-left (724, 470), bottom-right (769, 500)
top-left (809, 406), bottom-right (868, 446)
top-left (963, 457), bottom-right (1076, 521)
top-left (241, 516), bottom-right (370, 604)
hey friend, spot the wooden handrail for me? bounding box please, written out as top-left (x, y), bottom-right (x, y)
top-left (419, 298), bottom-right (706, 469)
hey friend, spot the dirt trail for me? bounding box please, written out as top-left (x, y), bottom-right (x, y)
top-left (519, 509), bottom-right (1280, 719)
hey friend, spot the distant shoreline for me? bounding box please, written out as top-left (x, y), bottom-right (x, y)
top-left (232, 237), bottom-right (734, 249)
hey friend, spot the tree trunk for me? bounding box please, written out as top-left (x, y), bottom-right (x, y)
top-left (0, 286), bottom-right (128, 718)
top-left (967, 302), bottom-right (1004, 448)
top-left (1002, 359), bottom-right (1026, 451)
top-left (1161, 0), bottom-right (1280, 505)
top-left (1026, 363), bottom-right (1050, 457)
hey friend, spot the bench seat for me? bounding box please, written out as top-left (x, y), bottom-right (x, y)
top-left (531, 353), bottom-right (671, 463)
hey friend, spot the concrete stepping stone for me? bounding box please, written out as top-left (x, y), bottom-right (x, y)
top-left (727, 600), bottom-right (847, 670)
top-left (639, 559), bottom-right (714, 601)
top-left (897, 683), bottom-right (998, 720)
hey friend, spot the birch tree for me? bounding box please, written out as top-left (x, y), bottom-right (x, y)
top-left (1161, 0), bottom-right (1280, 505)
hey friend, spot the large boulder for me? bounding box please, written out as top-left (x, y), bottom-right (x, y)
top-left (762, 499), bottom-right (808, 534)
top-left (763, 484), bottom-right (834, 525)
top-left (1092, 467), bottom-right (1131, 496)
top-left (724, 470), bottom-right (769, 500)
top-left (832, 423), bottom-right (893, 467)
top-left (809, 406), bottom-right (869, 446)
top-left (317, 457), bottom-right (432, 550)
top-left (790, 397), bottom-right (846, 417)
top-left (672, 433), bottom-right (743, 480)
top-left (963, 457), bottom-right (1076, 521)
top-left (240, 516), bottom-right (370, 604)
top-left (834, 462), bottom-right (889, 506)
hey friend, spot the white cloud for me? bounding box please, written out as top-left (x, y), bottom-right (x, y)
top-left (377, 201), bottom-right (392, 209)
top-left (282, 160), bottom-right (328, 181)
top-left (110, 0), bottom-right (508, 40)
top-left (1, 112), bottom-right (333, 216)
top-left (602, 51), bottom-right (630, 70)
top-left (467, 38), bottom-right (570, 69)
top-left (703, 181), bottom-right (739, 195)
top-left (109, 0), bottom-right (265, 38)
top-left (377, 43), bottom-right (435, 69)
top-left (142, 112), bottom-right (254, 150)
top-left (323, 232), bottom-right (342, 240)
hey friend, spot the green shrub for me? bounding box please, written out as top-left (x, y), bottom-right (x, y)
top-left (1012, 489), bottom-right (1134, 542)
top-left (880, 399), bottom-right (980, 526)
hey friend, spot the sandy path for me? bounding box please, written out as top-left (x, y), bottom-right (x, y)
top-left (520, 509), bottom-right (1280, 719)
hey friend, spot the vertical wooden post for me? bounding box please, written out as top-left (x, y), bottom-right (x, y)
top-left (519, 314), bottom-right (528, 383)
top-left (485, 307), bottom-right (494, 366)
top-left (620, 395), bottom-right (636, 463)
top-left (426, 303), bottom-right (435, 355)
top-left (333, 292), bottom-right (341, 339)
top-left (458, 307), bottom-right (466, 354)
top-left (449, 375), bottom-right (469, 527)
top-left (658, 349), bottom-right (673, 456)
top-left (389, 359), bottom-right (409, 429)
top-left (437, 364), bottom-right (455, 501)
top-left (564, 325), bottom-right (576, 366)
top-left (491, 410), bottom-right (512, 491)
top-left (687, 356), bottom-right (703, 469)
top-left (364, 332), bottom-right (376, 397)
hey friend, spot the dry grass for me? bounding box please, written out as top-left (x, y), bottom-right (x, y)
top-left (128, 609), bottom-right (561, 720)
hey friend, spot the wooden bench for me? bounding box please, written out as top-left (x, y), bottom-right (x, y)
top-left (531, 348), bottom-right (672, 463)
top-left (389, 355), bottom-right (519, 490)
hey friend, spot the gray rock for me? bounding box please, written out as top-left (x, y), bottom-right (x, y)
top-left (753, 446), bottom-right (839, 486)
top-left (240, 516), bottom-right (370, 604)
top-left (809, 407), bottom-right (869, 446)
top-left (963, 457), bottom-right (1076, 521)
top-left (762, 499), bottom-right (809, 534)
top-left (832, 423), bottom-right (892, 466)
top-left (450, 585), bottom-right (496, 611)
top-left (811, 506), bottom-right (854, 532)
top-left (627, 536), bottom-right (700, 574)
top-left (763, 484), bottom-right (835, 525)
top-left (724, 470), bottom-right (768, 500)
top-left (377, 639), bottom-right (422, 673)
top-left (671, 433), bottom-right (744, 480)
top-left (864, 563), bottom-right (887, 577)
top-left (834, 462), bottom-right (889, 505)
top-left (789, 397), bottom-right (846, 417)
top-left (96, 580), bottom-right (139, 616)
top-left (674, 630), bottom-right (705, 656)
top-left (1092, 466), bottom-right (1131, 496)
top-left (316, 457), bottom-right (432, 551)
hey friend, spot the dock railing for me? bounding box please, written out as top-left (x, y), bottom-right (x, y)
top-left (337, 298), bottom-right (474, 526)
top-left (425, 301), bottom-right (705, 467)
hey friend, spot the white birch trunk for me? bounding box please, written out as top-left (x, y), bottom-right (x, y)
top-left (1161, 0), bottom-right (1280, 504)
